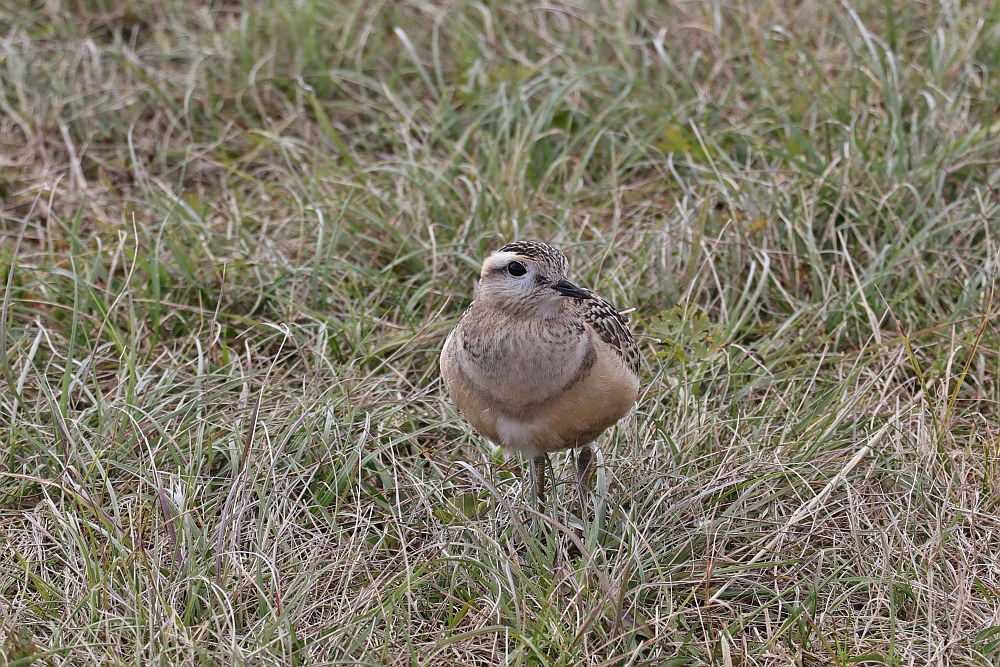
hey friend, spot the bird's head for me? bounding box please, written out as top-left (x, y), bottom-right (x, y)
top-left (477, 240), bottom-right (591, 315)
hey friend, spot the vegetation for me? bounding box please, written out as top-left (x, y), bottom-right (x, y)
top-left (2, 0), bottom-right (999, 664)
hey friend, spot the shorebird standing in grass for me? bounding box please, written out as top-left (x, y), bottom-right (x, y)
top-left (440, 240), bottom-right (640, 505)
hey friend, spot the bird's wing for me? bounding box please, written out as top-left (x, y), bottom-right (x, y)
top-left (571, 291), bottom-right (640, 376)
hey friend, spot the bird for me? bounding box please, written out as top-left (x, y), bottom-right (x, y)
top-left (440, 240), bottom-right (640, 506)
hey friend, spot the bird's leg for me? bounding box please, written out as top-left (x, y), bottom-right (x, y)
top-left (529, 453), bottom-right (548, 506)
top-left (574, 444), bottom-right (596, 502)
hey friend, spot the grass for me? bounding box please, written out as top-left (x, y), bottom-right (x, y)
top-left (1, 0), bottom-right (999, 664)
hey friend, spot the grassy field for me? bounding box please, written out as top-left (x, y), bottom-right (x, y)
top-left (2, 0), bottom-right (1000, 664)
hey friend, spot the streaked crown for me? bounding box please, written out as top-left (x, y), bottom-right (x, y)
top-left (495, 240), bottom-right (569, 274)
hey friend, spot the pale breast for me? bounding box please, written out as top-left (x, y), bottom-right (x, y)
top-left (441, 317), bottom-right (639, 456)
top-left (449, 306), bottom-right (592, 413)
top-left (498, 330), bottom-right (639, 455)
top-left (440, 328), bottom-right (505, 445)
top-left (441, 289), bottom-right (641, 458)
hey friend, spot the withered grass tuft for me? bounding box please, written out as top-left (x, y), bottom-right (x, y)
top-left (2, 1), bottom-right (999, 664)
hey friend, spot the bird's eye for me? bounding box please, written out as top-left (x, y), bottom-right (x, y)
top-left (507, 261), bottom-right (527, 277)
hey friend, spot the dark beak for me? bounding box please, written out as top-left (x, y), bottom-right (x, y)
top-left (551, 279), bottom-right (591, 300)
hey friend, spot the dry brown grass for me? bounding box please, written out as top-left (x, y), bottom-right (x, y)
top-left (2, 0), bottom-right (999, 664)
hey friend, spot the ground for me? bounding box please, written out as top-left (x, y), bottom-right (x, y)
top-left (2, 1), bottom-right (999, 665)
